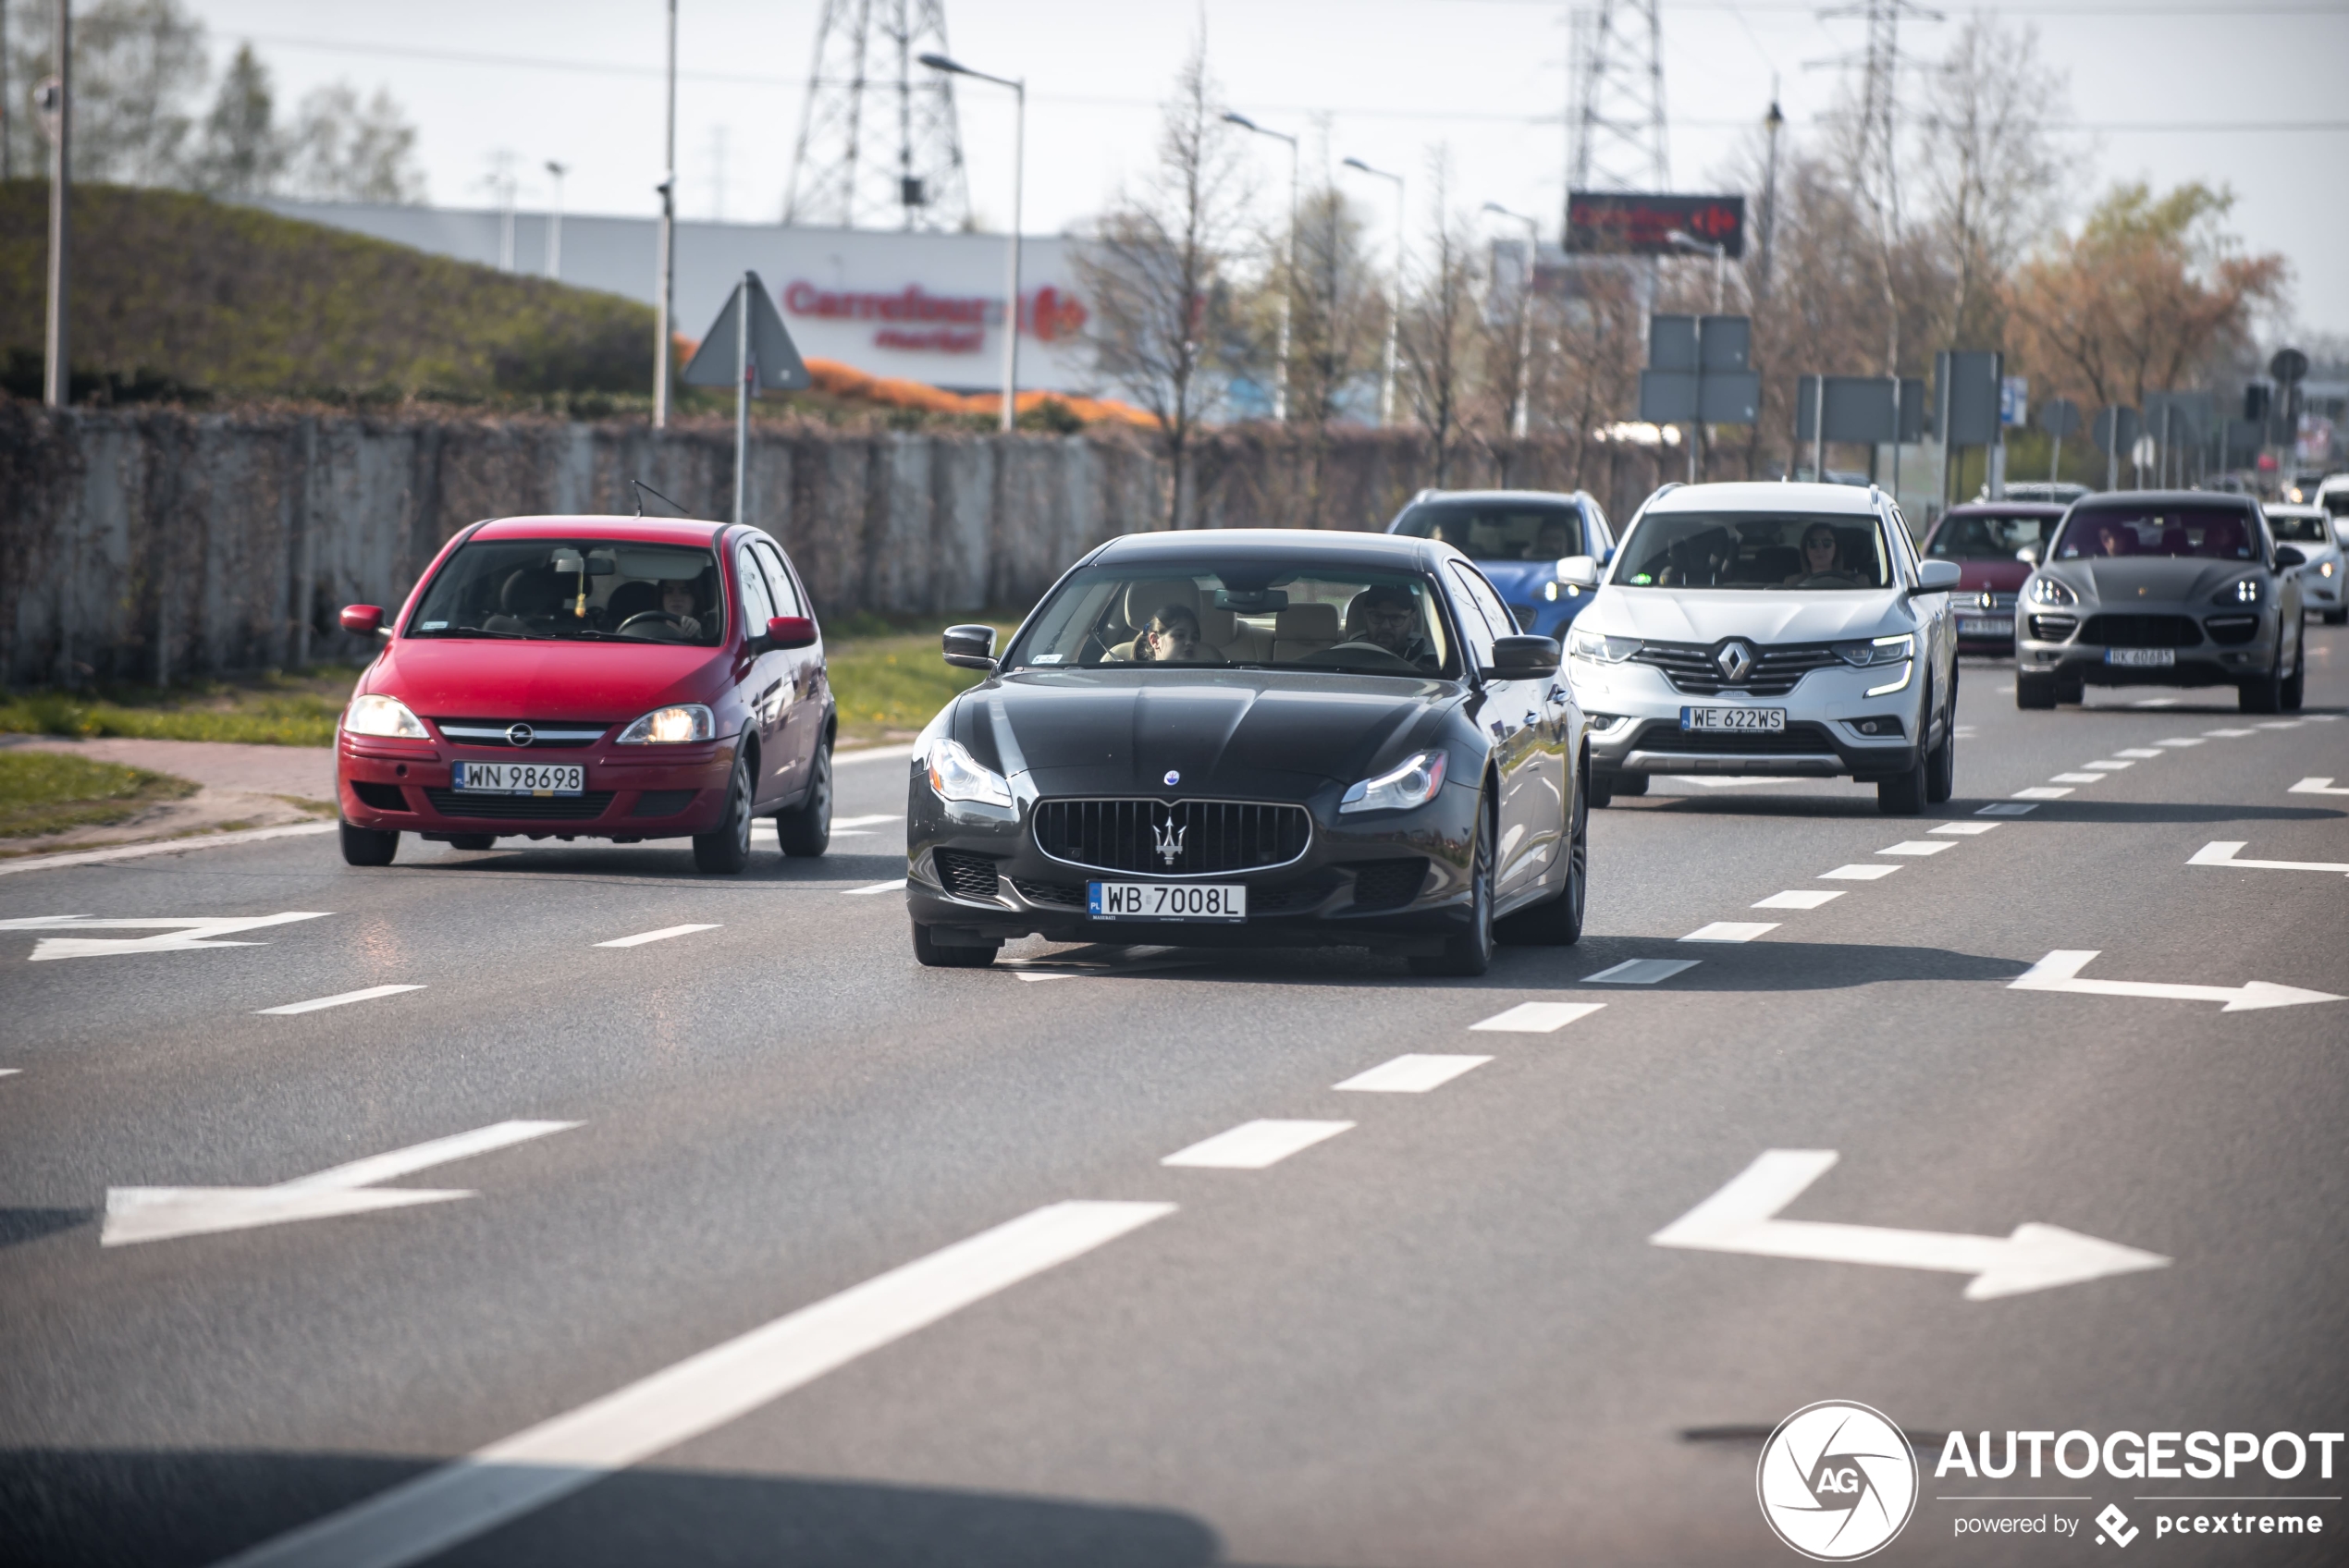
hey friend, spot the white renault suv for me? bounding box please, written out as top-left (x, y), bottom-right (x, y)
top-left (1561, 481), bottom-right (1962, 815)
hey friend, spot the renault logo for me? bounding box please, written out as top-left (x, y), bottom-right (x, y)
top-left (1715, 640), bottom-right (1755, 683)
top-left (506, 723), bottom-right (535, 747)
top-left (1153, 815), bottom-right (1187, 867)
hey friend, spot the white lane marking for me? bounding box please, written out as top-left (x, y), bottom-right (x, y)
top-left (1335, 1053), bottom-right (1492, 1093)
top-left (1978, 802), bottom-right (2038, 815)
top-left (2113, 748), bottom-right (2164, 759)
top-left (1931, 822), bottom-right (1999, 836)
top-left (595, 924), bottom-right (721, 949)
top-left (1666, 775), bottom-right (1795, 788)
top-left (832, 815), bottom-right (903, 828)
top-left (842, 880), bottom-right (908, 895)
top-left (2205, 728), bottom-right (2257, 738)
top-left (1162, 1120), bottom-right (1353, 1170)
top-left (1753, 888), bottom-right (1843, 910)
top-left (2010, 949), bottom-right (2342, 1011)
top-left (2154, 737), bottom-right (2204, 747)
top-left (1583, 957), bottom-right (1699, 985)
top-left (2011, 786), bottom-right (2072, 800)
top-left (0, 820), bottom-right (338, 877)
top-left (1820, 864), bottom-right (1898, 881)
top-left (2188, 840), bottom-right (2349, 876)
top-left (2254, 720), bottom-right (2303, 730)
top-left (2130, 696), bottom-right (2179, 707)
top-left (1681, 921), bottom-right (1778, 943)
top-left (1877, 840), bottom-right (1954, 856)
top-left (258, 985), bottom-right (425, 1016)
top-left (2309, 714), bottom-right (2340, 722)
top-left (2048, 773), bottom-right (2106, 784)
top-left (4, 913), bottom-right (332, 962)
top-left (2083, 760), bottom-right (2134, 771)
top-left (1471, 1000), bottom-right (1606, 1033)
top-left (1014, 971), bottom-right (1076, 983)
top-left (207, 1199), bottom-right (1173, 1568)
top-left (0, 1068), bottom-right (18, 1078)
top-left (831, 743), bottom-right (920, 766)
top-left (2288, 778), bottom-right (2349, 795)
top-left (104, 1120), bottom-right (579, 1247)
top-left (1652, 1149), bottom-right (2171, 1300)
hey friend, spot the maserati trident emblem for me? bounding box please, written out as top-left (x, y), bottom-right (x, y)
top-left (1715, 640), bottom-right (1755, 684)
top-left (506, 722), bottom-right (535, 747)
top-left (1163, 769), bottom-right (1181, 786)
top-left (1153, 815), bottom-right (1187, 867)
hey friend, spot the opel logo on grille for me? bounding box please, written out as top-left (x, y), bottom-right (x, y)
top-left (506, 723), bottom-right (535, 747)
top-left (1153, 815), bottom-right (1187, 867)
top-left (1715, 639), bottom-right (1755, 683)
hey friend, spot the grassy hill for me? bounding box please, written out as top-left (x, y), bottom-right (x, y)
top-left (0, 180), bottom-right (654, 399)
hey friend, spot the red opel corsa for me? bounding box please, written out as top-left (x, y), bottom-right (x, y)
top-left (334, 515), bottom-right (834, 872)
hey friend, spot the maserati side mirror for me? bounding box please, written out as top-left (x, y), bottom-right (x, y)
top-left (943, 624), bottom-right (999, 672)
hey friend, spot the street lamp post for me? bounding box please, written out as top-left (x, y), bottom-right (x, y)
top-left (652, 0), bottom-right (677, 429)
top-left (921, 53), bottom-right (1025, 434)
top-left (1342, 156), bottom-right (1404, 427)
top-left (544, 161), bottom-right (567, 280)
top-left (1224, 112), bottom-right (1298, 423)
top-left (1483, 202), bottom-right (1540, 441)
top-left (41, 0), bottom-right (70, 409)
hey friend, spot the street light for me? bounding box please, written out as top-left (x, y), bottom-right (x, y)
top-left (544, 161), bottom-right (567, 280)
top-left (652, 0), bottom-right (677, 429)
top-left (1341, 156), bottom-right (1404, 427)
top-left (1666, 228), bottom-right (1725, 313)
top-left (1483, 202), bottom-right (1540, 440)
top-left (1224, 111), bottom-right (1298, 423)
top-left (921, 52), bottom-right (1026, 434)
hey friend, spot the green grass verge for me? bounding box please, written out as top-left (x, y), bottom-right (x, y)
top-left (0, 751), bottom-right (199, 838)
top-left (828, 622), bottom-right (1022, 748)
top-left (0, 667), bottom-right (360, 748)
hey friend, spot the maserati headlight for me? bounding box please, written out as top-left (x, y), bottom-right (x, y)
top-left (925, 737), bottom-right (1014, 807)
top-left (616, 704), bottom-right (715, 744)
top-left (2214, 579), bottom-right (2260, 606)
top-left (2027, 576), bottom-right (2078, 606)
top-left (1339, 749), bottom-right (1448, 815)
top-left (343, 694), bottom-right (429, 739)
top-left (1568, 628), bottom-right (1641, 663)
top-left (1834, 633), bottom-right (1913, 668)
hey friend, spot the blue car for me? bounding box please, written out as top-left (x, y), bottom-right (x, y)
top-left (1384, 487), bottom-right (1616, 639)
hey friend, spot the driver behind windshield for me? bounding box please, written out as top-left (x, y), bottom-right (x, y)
top-left (1348, 583), bottom-right (1434, 665)
top-left (1786, 523), bottom-right (1844, 583)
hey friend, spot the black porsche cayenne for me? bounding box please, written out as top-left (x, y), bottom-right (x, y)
top-left (904, 530), bottom-right (1591, 975)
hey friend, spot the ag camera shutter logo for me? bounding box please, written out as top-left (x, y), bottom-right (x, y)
top-left (1757, 1400), bottom-right (1918, 1560)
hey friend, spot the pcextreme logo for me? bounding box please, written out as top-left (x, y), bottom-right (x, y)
top-left (1758, 1400), bottom-right (1921, 1561)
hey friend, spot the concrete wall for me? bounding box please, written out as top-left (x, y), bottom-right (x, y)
top-left (1, 402), bottom-right (1659, 686)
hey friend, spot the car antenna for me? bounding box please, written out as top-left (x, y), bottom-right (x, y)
top-left (630, 478), bottom-right (686, 518)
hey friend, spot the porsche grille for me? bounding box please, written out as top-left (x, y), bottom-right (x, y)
top-left (1033, 799), bottom-right (1310, 876)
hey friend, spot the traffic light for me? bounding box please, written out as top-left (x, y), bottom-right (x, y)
top-left (2244, 384), bottom-right (2271, 422)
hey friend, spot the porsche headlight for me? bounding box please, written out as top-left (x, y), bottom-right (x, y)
top-left (616, 704), bottom-right (715, 744)
top-left (925, 737), bottom-right (1014, 807)
top-left (2214, 579), bottom-right (2260, 606)
top-left (2027, 576), bottom-right (2078, 606)
top-left (343, 694), bottom-right (429, 740)
top-left (1567, 628), bottom-right (1641, 663)
top-left (1834, 633), bottom-right (1913, 668)
top-left (1339, 749), bottom-right (1448, 815)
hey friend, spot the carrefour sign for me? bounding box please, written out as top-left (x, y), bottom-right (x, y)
top-left (781, 280), bottom-right (1089, 357)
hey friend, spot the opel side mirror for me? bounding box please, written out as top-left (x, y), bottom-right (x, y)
top-left (767, 615), bottom-right (818, 650)
top-left (340, 605), bottom-right (384, 636)
top-left (943, 624), bottom-right (999, 672)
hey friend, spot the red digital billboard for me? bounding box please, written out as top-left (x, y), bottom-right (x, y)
top-left (1565, 192), bottom-right (1747, 259)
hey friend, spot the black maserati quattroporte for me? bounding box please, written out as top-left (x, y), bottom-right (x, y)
top-left (904, 530), bottom-right (1591, 974)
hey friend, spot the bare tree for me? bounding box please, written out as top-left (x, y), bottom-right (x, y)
top-left (1396, 150), bottom-right (1483, 485)
top-left (5, 0), bottom-right (206, 185)
top-left (285, 82), bottom-right (425, 203)
top-left (189, 42), bottom-right (284, 197)
top-left (1073, 37), bottom-right (1249, 527)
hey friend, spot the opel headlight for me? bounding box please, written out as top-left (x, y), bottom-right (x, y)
top-left (1339, 749), bottom-right (1448, 815)
top-left (1568, 628), bottom-right (1641, 663)
top-left (1834, 633), bottom-right (1913, 668)
top-left (343, 694), bottom-right (429, 740)
top-left (2213, 579), bottom-right (2260, 606)
top-left (616, 704), bottom-right (715, 744)
top-left (2026, 576), bottom-right (2078, 606)
top-left (926, 737), bottom-right (1014, 807)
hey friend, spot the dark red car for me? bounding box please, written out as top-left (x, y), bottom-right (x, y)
top-left (1921, 501), bottom-right (2068, 655)
top-left (334, 515), bottom-right (835, 872)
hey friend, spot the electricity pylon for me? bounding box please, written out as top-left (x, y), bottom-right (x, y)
top-left (783, 0), bottom-right (972, 231)
top-left (1567, 0), bottom-right (1669, 201)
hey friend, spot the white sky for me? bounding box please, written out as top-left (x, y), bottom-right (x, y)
top-left (184, 0), bottom-right (2349, 338)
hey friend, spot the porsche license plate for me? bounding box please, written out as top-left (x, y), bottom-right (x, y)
top-left (1681, 706), bottom-right (1787, 732)
top-left (1088, 882), bottom-right (1247, 922)
top-left (2104, 648), bottom-right (2175, 668)
top-left (1958, 617), bottom-right (2014, 637)
top-left (450, 761), bottom-right (584, 795)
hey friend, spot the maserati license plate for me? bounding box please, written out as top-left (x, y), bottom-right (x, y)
top-left (1088, 882), bottom-right (1247, 922)
top-left (1681, 706), bottom-right (1787, 732)
top-left (2104, 648), bottom-right (2175, 668)
top-left (450, 761), bottom-right (584, 795)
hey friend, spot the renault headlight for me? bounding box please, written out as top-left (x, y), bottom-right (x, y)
top-left (2320, 558), bottom-right (2336, 578)
top-left (1833, 633), bottom-right (1913, 668)
top-left (343, 694), bottom-right (429, 740)
top-left (1339, 749), bottom-right (1448, 815)
top-left (2027, 576), bottom-right (2078, 606)
top-left (1567, 628), bottom-right (1641, 663)
top-left (2213, 579), bottom-right (2260, 606)
top-left (925, 737), bottom-right (1014, 807)
top-left (616, 704), bottom-right (715, 744)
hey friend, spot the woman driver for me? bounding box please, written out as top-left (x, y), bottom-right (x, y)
top-left (1786, 523), bottom-right (1846, 583)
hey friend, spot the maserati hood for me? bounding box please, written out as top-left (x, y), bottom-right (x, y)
top-left (1580, 586), bottom-right (1912, 645)
top-left (954, 668), bottom-right (1457, 800)
top-left (370, 638), bottom-right (722, 724)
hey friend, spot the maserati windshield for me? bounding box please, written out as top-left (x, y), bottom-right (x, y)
top-left (407, 540), bottom-right (725, 644)
top-left (1005, 563), bottom-right (1459, 678)
top-left (1614, 512), bottom-right (1893, 590)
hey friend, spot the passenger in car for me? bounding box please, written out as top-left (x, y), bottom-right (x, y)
top-left (1136, 604), bottom-right (1219, 664)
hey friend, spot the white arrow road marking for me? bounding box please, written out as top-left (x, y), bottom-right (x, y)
top-left (1651, 1149), bottom-right (2171, 1300)
top-left (1162, 1120), bottom-right (1353, 1169)
top-left (258, 985), bottom-right (425, 1016)
top-left (1334, 1054), bottom-right (1491, 1093)
top-left (1471, 1000), bottom-right (1606, 1033)
top-left (102, 1120), bottom-right (580, 1246)
top-left (2289, 778), bottom-right (2349, 795)
top-left (2189, 841), bottom-right (2349, 876)
top-left (4, 913), bottom-right (331, 962)
top-left (2010, 949), bottom-right (2343, 1011)
top-left (595, 924), bottom-right (721, 949)
top-left (208, 1199), bottom-right (1174, 1568)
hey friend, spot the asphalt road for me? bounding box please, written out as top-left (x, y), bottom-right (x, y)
top-left (3, 628), bottom-right (2344, 1568)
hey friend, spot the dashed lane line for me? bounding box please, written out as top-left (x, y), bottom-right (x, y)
top-left (1877, 840), bottom-right (1954, 856)
top-left (258, 985), bottom-right (426, 1016)
top-left (207, 1199), bottom-right (1174, 1568)
top-left (1162, 1120), bottom-right (1354, 1170)
top-left (2011, 787), bottom-right (2072, 800)
top-left (1583, 958), bottom-right (1700, 985)
top-left (2188, 841), bottom-right (2349, 876)
top-left (2255, 720), bottom-right (2303, 730)
top-left (1931, 822), bottom-right (1999, 835)
top-left (2113, 748), bottom-right (2164, 759)
top-left (1334, 1054), bottom-right (1492, 1093)
top-left (2205, 728), bottom-right (2257, 738)
top-left (2083, 760), bottom-right (2134, 771)
top-left (1821, 864), bottom-right (1899, 881)
top-left (2049, 773), bottom-right (2107, 785)
top-left (2155, 737), bottom-right (2205, 747)
top-left (1753, 889), bottom-right (1843, 909)
top-left (1681, 922), bottom-right (1778, 943)
top-left (843, 880), bottom-right (908, 896)
top-left (595, 924), bottom-right (722, 949)
top-left (1979, 802), bottom-right (2038, 815)
top-left (1470, 1000), bottom-right (1607, 1033)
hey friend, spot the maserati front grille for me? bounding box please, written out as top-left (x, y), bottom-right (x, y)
top-left (1032, 799), bottom-right (1311, 876)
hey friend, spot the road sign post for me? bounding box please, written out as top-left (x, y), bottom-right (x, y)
top-left (681, 272), bottom-right (811, 527)
top-left (2037, 398), bottom-right (2081, 484)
